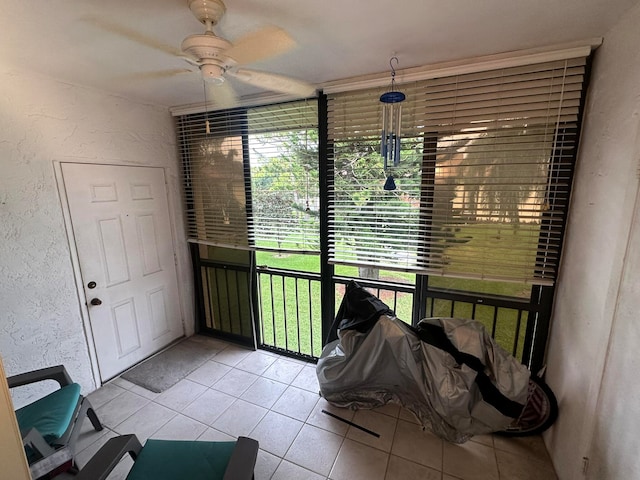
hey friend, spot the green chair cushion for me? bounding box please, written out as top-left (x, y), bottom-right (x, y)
top-left (127, 439), bottom-right (236, 480)
top-left (15, 383), bottom-right (81, 444)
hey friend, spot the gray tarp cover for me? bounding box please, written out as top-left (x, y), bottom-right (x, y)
top-left (317, 312), bottom-right (531, 443)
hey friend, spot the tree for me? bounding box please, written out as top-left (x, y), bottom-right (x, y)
top-left (455, 126), bottom-right (551, 237)
top-left (249, 130), bottom-right (320, 252)
top-left (333, 137), bottom-right (424, 279)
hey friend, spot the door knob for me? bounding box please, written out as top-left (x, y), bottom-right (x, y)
top-left (90, 298), bottom-right (102, 306)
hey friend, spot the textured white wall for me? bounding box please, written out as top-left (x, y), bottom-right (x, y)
top-left (589, 187), bottom-right (640, 479)
top-left (0, 66), bottom-right (194, 407)
top-left (545, 3), bottom-right (640, 479)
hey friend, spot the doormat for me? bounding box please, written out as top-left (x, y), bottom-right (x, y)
top-left (121, 339), bottom-right (216, 393)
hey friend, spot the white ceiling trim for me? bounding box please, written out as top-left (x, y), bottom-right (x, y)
top-left (322, 38), bottom-right (602, 94)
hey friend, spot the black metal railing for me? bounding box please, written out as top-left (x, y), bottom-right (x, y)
top-left (253, 269), bottom-right (539, 365)
top-left (197, 260), bottom-right (255, 347)
top-left (422, 288), bottom-right (535, 360)
top-left (256, 267), bottom-right (322, 361)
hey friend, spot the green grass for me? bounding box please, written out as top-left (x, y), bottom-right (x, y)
top-left (254, 224), bottom-right (533, 361)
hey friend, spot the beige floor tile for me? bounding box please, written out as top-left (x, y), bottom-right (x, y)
top-left (87, 383), bottom-right (126, 409)
top-left (186, 360), bottom-right (232, 387)
top-left (182, 388), bottom-right (235, 426)
top-left (154, 379), bottom-right (207, 411)
top-left (272, 460), bottom-right (326, 480)
top-left (249, 411), bottom-right (304, 457)
top-left (374, 403), bottom-right (401, 418)
top-left (75, 429), bottom-right (119, 469)
top-left (75, 412), bottom-right (110, 452)
top-left (391, 419), bottom-right (443, 471)
top-left (187, 334), bottom-right (230, 352)
top-left (285, 424), bottom-right (343, 476)
top-left (262, 357), bottom-right (305, 384)
top-left (196, 427), bottom-right (235, 442)
top-left (150, 414), bottom-right (207, 440)
top-left (346, 409), bottom-right (398, 452)
top-left (254, 449), bottom-right (282, 480)
top-left (307, 397), bottom-right (355, 436)
top-left (112, 401), bottom-right (176, 442)
top-left (471, 434), bottom-right (495, 448)
top-left (127, 383), bottom-right (160, 400)
top-left (443, 440), bottom-right (499, 480)
top-left (212, 398), bottom-right (268, 437)
top-left (493, 435), bottom-right (552, 464)
top-left (211, 368), bottom-right (258, 397)
top-left (272, 385), bottom-right (319, 421)
top-left (240, 376), bottom-right (288, 408)
top-left (385, 455), bottom-right (442, 480)
top-left (213, 345), bottom-right (253, 367)
top-left (235, 350), bottom-right (277, 375)
top-left (110, 377), bottom-right (136, 390)
top-left (291, 365), bottom-right (321, 393)
top-left (495, 448), bottom-right (558, 480)
top-left (84, 342), bottom-right (514, 480)
top-left (330, 438), bottom-right (389, 480)
top-left (398, 407), bottom-right (421, 424)
top-left (96, 390), bottom-right (150, 428)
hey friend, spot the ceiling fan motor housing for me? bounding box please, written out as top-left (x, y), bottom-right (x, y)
top-left (188, 0), bottom-right (226, 25)
top-left (181, 32), bottom-right (232, 59)
top-left (181, 33), bottom-right (236, 82)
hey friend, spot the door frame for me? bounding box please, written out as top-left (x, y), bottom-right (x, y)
top-left (54, 160), bottom-right (187, 387)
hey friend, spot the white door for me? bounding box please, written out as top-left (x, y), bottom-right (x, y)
top-left (61, 163), bottom-right (184, 381)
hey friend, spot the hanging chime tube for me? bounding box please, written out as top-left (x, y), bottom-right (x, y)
top-left (381, 104), bottom-right (388, 169)
top-left (393, 103), bottom-right (402, 166)
top-left (386, 104), bottom-right (394, 167)
top-left (380, 93), bottom-right (405, 168)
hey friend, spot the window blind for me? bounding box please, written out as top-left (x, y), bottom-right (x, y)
top-left (177, 100), bottom-right (319, 253)
top-left (327, 57), bottom-right (587, 285)
top-left (247, 102), bottom-right (319, 253)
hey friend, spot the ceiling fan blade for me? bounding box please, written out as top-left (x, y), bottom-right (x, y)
top-left (227, 68), bottom-right (315, 97)
top-left (205, 81), bottom-right (239, 109)
top-left (116, 69), bottom-right (193, 81)
top-left (81, 15), bottom-right (184, 58)
top-left (224, 26), bottom-right (296, 65)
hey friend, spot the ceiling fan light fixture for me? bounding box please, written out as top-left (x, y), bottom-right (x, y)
top-left (200, 63), bottom-right (225, 84)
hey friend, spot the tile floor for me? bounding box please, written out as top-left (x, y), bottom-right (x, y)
top-left (68, 335), bottom-right (558, 480)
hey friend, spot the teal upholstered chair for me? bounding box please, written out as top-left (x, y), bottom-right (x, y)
top-left (8, 365), bottom-right (103, 479)
top-left (76, 434), bottom-right (259, 480)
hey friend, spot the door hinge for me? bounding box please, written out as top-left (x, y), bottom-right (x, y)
top-left (582, 456), bottom-right (589, 476)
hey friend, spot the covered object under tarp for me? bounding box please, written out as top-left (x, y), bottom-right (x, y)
top-left (316, 281), bottom-right (531, 443)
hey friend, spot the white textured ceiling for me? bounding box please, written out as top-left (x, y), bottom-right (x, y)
top-left (1, 0), bottom-right (638, 108)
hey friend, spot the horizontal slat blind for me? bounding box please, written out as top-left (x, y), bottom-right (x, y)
top-left (178, 109), bottom-right (250, 249)
top-left (177, 100), bottom-right (319, 253)
top-left (247, 101), bottom-right (319, 253)
top-left (327, 57), bottom-right (587, 284)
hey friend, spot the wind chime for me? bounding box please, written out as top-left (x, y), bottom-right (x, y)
top-left (380, 57), bottom-right (406, 191)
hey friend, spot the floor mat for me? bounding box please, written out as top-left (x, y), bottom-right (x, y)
top-left (120, 339), bottom-right (216, 393)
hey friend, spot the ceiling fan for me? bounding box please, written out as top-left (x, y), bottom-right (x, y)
top-left (87, 0), bottom-right (316, 106)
